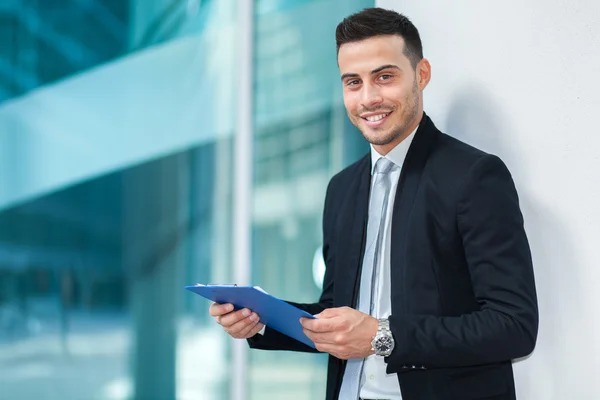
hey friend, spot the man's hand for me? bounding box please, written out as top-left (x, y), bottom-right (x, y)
top-left (300, 307), bottom-right (378, 360)
top-left (209, 303), bottom-right (264, 339)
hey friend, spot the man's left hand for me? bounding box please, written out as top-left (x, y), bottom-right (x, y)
top-left (300, 306), bottom-right (378, 360)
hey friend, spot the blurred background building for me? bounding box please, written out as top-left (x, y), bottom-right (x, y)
top-left (0, 0), bottom-right (372, 399)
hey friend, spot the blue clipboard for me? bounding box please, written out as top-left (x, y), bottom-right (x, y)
top-left (185, 284), bottom-right (316, 348)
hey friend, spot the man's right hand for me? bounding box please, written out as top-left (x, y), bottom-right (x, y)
top-left (209, 303), bottom-right (264, 339)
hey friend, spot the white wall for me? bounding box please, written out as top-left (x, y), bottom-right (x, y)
top-left (376, 1), bottom-right (600, 398)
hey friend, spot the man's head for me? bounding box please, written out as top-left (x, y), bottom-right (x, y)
top-left (336, 8), bottom-right (431, 155)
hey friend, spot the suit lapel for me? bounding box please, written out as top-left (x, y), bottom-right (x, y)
top-left (390, 114), bottom-right (439, 314)
top-left (337, 155), bottom-right (371, 308)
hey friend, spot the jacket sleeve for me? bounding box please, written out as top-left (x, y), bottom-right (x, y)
top-left (386, 154), bottom-right (539, 371)
top-left (248, 176), bottom-right (338, 352)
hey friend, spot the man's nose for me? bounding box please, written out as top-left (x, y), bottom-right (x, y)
top-left (360, 83), bottom-right (383, 109)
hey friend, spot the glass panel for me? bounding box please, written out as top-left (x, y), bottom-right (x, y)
top-left (0, 1), bottom-right (237, 399)
top-left (250, 0), bottom-right (373, 398)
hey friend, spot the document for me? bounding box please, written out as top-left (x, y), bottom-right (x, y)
top-left (185, 284), bottom-right (316, 348)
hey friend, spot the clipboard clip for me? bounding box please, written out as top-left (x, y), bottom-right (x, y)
top-left (207, 283), bottom-right (238, 286)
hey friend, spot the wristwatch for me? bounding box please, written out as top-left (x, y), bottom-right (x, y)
top-left (371, 318), bottom-right (395, 356)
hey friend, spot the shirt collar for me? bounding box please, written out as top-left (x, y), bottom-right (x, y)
top-left (370, 127), bottom-right (418, 175)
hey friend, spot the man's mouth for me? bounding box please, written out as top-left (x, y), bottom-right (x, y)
top-left (361, 111), bottom-right (392, 126)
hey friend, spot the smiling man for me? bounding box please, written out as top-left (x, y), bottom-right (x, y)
top-left (339, 35), bottom-right (424, 156)
top-left (209, 8), bottom-right (538, 400)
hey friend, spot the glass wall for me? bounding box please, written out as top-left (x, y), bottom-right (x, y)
top-left (0, 1), bottom-right (238, 399)
top-left (0, 0), bottom-right (373, 399)
top-left (250, 0), bottom-right (372, 399)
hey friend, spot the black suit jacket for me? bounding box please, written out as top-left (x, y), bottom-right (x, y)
top-left (249, 113), bottom-right (538, 400)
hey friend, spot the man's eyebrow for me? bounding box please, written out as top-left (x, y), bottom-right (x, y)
top-left (340, 64), bottom-right (401, 81)
top-left (340, 72), bottom-right (360, 81)
top-left (371, 64), bottom-right (401, 74)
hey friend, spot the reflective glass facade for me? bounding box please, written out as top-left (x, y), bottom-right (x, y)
top-left (250, 1), bottom-right (371, 398)
top-left (0, 0), bottom-right (372, 399)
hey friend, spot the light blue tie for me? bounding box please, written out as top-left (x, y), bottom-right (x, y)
top-left (338, 157), bottom-right (395, 400)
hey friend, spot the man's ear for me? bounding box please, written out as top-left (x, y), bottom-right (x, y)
top-left (417, 58), bottom-right (431, 90)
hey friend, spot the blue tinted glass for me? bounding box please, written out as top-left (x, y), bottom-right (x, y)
top-left (0, 1), bottom-right (237, 399)
top-left (250, 0), bottom-right (372, 398)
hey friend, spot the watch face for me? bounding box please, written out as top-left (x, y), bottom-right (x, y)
top-left (377, 336), bottom-right (393, 352)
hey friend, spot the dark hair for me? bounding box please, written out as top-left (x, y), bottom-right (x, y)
top-left (336, 8), bottom-right (423, 69)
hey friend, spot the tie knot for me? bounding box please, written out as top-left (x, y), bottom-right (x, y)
top-left (374, 157), bottom-right (395, 175)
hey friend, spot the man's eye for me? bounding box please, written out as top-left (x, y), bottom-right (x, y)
top-left (347, 80), bottom-right (360, 86)
top-left (379, 74), bottom-right (392, 80)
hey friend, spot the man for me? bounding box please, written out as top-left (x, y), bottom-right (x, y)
top-left (210, 7), bottom-right (538, 400)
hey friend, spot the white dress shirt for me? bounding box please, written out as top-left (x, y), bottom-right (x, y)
top-left (360, 128), bottom-right (416, 400)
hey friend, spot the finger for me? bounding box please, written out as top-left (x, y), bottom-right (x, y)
top-left (231, 319), bottom-right (258, 338)
top-left (303, 329), bottom-right (337, 345)
top-left (314, 343), bottom-right (349, 359)
top-left (236, 313), bottom-right (261, 338)
top-left (314, 342), bottom-right (336, 354)
top-left (304, 329), bottom-right (321, 344)
top-left (300, 317), bottom-right (321, 331)
top-left (301, 317), bottom-right (336, 333)
top-left (219, 308), bottom-right (253, 327)
top-left (226, 312), bottom-right (257, 336)
top-left (247, 322), bottom-right (265, 338)
top-left (209, 303), bottom-right (234, 317)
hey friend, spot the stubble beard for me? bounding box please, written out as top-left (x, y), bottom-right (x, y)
top-left (358, 79), bottom-right (420, 147)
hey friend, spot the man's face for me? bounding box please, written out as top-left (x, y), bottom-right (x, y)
top-left (338, 35), bottom-right (429, 154)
